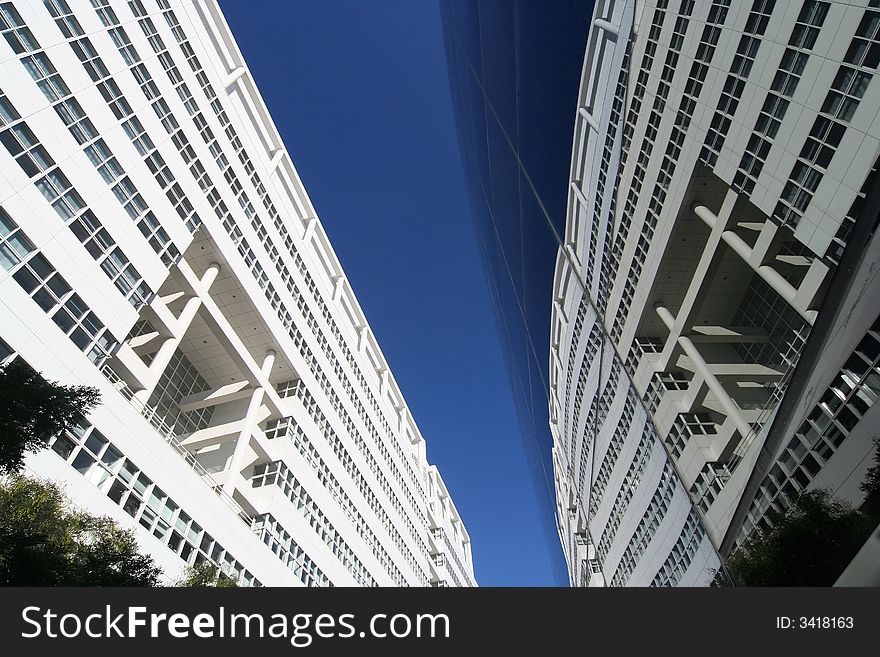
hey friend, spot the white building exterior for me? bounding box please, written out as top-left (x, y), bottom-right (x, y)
top-left (0, 0), bottom-right (475, 587)
top-left (552, 0), bottom-right (880, 586)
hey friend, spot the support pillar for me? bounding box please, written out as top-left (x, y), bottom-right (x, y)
top-left (222, 350), bottom-right (275, 496)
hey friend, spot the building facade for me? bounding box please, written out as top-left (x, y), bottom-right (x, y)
top-left (552, 0), bottom-right (880, 586)
top-left (0, 0), bottom-right (475, 587)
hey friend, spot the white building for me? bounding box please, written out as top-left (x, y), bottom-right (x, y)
top-left (552, 0), bottom-right (880, 586)
top-left (0, 0), bottom-right (475, 587)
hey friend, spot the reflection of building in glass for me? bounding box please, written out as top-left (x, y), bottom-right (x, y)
top-left (556, 0), bottom-right (880, 587)
top-left (440, 0), bottom-right (596, 584)
top-left (0, 0), bottom-right (474, 587)
top-left (446, 0), bottom-right (880, 586)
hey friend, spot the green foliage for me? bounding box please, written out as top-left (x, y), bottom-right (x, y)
top-left (176, 561), bottom-right (238, 587)
top-left (0, 474), bottom-right (161, 586)
top-left (0, 359), bottom-right (100, 474)
top-left (716, 489), bottom-right (875, 586)
top-left (0, 359), bottom-right (159, 586)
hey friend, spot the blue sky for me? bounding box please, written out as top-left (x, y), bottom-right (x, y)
top-left (217, 0), bottom-right (564, 585)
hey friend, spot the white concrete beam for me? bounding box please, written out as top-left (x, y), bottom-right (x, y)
top-left (268, 148), bottom-right (285, 171)
top-left (694, 204), bottom-right (816, 325)
top-left (222, 350), bottom-right (275, 496)
top-left (223, 66), bottom-right (246, 89)
top-left (577, 106), bottom-right (599, 132)
top-left (657, 305), bottom-right (753, 441)
top-left (178, 380), bottom-right (253, 412)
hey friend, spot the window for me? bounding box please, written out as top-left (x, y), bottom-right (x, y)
top-left (13, 249), bottom-right (115, 364)
top-left (0, 122), bottom-right (53, 178)
top-left (84, 139), bottom-right (124, 184)
top-left (53, 97), bottom-right (97, 145)
top-left (771, 49), bottom-right (808, 96)
top-left (96, 78), bottom-right (132, 119)
top-left (845, 9), bottom-right (880, 68)
top-left (122, 117), bottom-right (154, 156)
top-left (35, 168), bottom-right (85, 220)
top-left (146, 349), bottom-right (214, 435)
top-left (821, 66), bottom-right (872, 121)
top-left (0, 3), bottom-right (38, 53)
top-left (71, 38), bottom-right (108, 81)
top-left (110, 27), bottom-right (140, 66)
top-left (21, 52), bottom-right (69, 102)
top-left (43, 0), bottom-right (83, 38)
top-left (0, 207), bottom-right (35, 270)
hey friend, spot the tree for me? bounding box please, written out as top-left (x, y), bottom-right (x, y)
top-left (0, 359), bottom-right (100, 474)
top-left (66, 514), bottom-right (163, 587)
top-left (715, 489), bottom-right (875, 586)
top-left (0, 475), bottom-right (161, 586)
top-left (0, 359), bottom-right (160, 585)
top-left (176, 561), bottom-right (238, 588)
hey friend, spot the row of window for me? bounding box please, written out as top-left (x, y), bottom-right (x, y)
top-left (732, 1), bottom-right (829, 196)
top-left (594, 43), bottom-right (631, 314)
top-left (588, 392), bottom-right (638, 519)
top-left (650, 510), bottom-right (703, 587)
top-left (431, 540), bottom-right (461, 587)
top-left (263, 415), bottom-right (410, 586)
top-left (826, 151), bottom-right (878, 264)
top-left (567, 319), bottom-right (602, 478)
top-left (4, 2), bottom-right (183, 274)
top-left (44, 414), bottom-right (259, 586)
top-left (0, 208), bottom-right (117, 366)
top-left (739, 310), bottom-right (880, 542)
top-left (579, 32), bottom-right (630, 309)
top-left (429, 524), bottom-right (466, 587)
top-left (610, 0), bottom-right (712, 344)
top-left (49, 0), bottom-right (199, 259)
top-left (772, 3), bottom-right (879, 227)
top-left (595, 426), bottom-right (655, 566)
top-left (0, 89), bottom-right (152, 309)
top-left (578, 358), bottom-right (622, 499)
top-left (607, 0), bottom-right (670, 306)
top-left (274, 384), bottom-right (430, 584)
top-left (252, 460), bottom-right (377, 586)
top-left (619, 0), bottom-right (668, 168)
top-left (700, 0), bottom-right (775, 167)
top-left (278, 341), bottom-right (431, 576)
top-left (610, 459), bottom-right (678, 586)
top-left (252, 514), bottom-right (331, 588)
top-left (689, 461), bottom-right (732, 514)
top-left (562, 293), bottom-right (591, 459)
